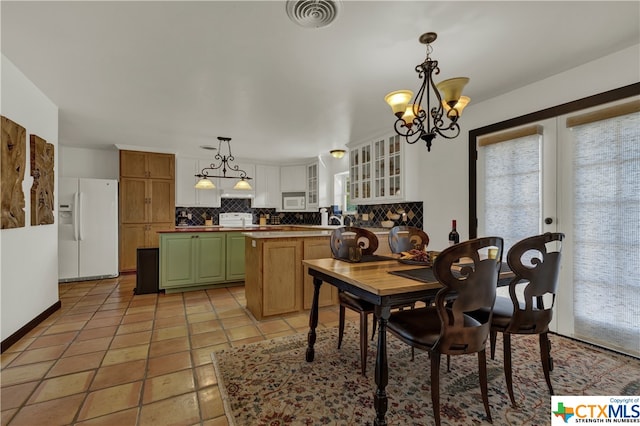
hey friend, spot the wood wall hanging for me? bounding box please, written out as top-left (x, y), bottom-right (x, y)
top-left (30, 134), bottom-right (55, 225)
top-left (1, 115), bottom-right (26, 229)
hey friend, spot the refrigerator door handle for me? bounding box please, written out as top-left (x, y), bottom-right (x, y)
top-left (78, 192), bottom-right (84, 241)
top-left (73, 192), bottom-right (79, 241)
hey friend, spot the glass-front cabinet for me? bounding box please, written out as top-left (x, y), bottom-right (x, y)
top-left (307, 163), bottom-right (318, 208)
top-left (350, 135), bottom-right (403, 203)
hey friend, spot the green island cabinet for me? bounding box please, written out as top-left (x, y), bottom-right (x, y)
top-left (160, 232), bottom-right (245, 293)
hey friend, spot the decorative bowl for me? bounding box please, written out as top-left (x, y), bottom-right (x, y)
top-left (381, 220), bottom-right (395, 228)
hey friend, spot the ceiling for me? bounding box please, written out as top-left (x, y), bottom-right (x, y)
top-left (2, 1), bottom-right (639, 163)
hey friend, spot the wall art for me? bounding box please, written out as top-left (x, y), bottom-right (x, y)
top-left (30, 134), bottom-right (55, 225)
top-left (1, 115), bottom-right (26, 229)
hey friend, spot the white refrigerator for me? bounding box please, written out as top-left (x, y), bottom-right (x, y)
top-left (58, 178), bottom-right (119, 282)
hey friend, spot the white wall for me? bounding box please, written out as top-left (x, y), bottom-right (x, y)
top-left (59, 146), bottom-right (119, 179)
top-left (418, 44), bottom-right (640, 249)
top-left (1, 54), bottom-right (59, 340)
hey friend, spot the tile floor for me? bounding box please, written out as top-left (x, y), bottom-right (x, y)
top-left (1, 274), bottom-right (357, 426)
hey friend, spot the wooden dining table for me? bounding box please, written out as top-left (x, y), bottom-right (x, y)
top-left (302, 256), bottom-right (513, 426)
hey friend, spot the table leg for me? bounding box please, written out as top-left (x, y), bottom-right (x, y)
top-left (374, 305), bottom-right (391, 426)
top-left (305, 276), bottom-right (322, 362)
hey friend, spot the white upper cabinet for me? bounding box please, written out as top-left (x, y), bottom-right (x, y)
top-left (280, 165), bottom-right (306, 192)
top-left (254, 164), bottom-right (281, 208)
top-left (350, 134), bottom-right (412, 203)
top-left (176, 157), bottom-right (221, 207)
top-left (306, 160), bottom-right (329, 210)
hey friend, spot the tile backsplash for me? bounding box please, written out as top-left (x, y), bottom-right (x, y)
top-left (176, 200), bottom-right (423, 228)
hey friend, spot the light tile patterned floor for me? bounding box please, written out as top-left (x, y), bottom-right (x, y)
top-left (1, 274), bottom-right (358, 425)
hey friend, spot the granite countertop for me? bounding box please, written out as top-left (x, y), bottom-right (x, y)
top-left (158, 224), bottom-right (391, 235)
top-left (242, 230), bottom-right (334, 239)
top-left (158, 225), bottom-right (289, 233)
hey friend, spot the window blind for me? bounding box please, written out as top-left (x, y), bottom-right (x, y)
top-left (481, 133), bottom-right (542, 256)
top-left (569, 110), bottom-right (640, 356)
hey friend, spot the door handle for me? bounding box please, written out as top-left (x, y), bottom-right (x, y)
top-left (545, 217), bottom-right (553, 225)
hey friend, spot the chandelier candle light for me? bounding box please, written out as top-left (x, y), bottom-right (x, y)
top-left (194, 137), bottom-right (252, 190)
top-left (385, 32), bottom-right (470, 152)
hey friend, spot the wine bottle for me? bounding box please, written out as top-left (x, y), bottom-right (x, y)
top-left (448, 220), bottom-right (460, 246)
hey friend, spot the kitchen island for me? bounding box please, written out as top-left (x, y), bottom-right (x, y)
top-left (243, 230), bottom-right (334, 320)
top-left (242, 228), bottom-right (393, 320)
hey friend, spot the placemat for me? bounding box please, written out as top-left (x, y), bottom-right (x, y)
top-left (335, 254), bottom-right (397, 263)
top-left (389, 262), bottom-right (513, 286)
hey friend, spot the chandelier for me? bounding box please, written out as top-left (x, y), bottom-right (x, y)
top-left (194, 137), bottom-right (252, 190)
top-left (384, 32), bottom-right (470, 152)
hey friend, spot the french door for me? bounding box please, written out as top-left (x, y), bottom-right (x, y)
top-left (475, 96), bottom-right (640, 357)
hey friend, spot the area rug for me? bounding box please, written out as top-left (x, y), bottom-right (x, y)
top-left (211, 324), bottom-right (640, 425)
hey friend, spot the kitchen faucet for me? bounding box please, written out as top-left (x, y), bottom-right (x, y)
top-left (329, 215), bottom-right (344, 226)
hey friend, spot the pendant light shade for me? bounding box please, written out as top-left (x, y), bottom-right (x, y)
top-left (194, 177), bottom-right (216, 189)
top-left (233, 178), bottom-right (252, 190)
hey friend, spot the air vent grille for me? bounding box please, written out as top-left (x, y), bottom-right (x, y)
top-left (286, 0), bottom-right (341, 29)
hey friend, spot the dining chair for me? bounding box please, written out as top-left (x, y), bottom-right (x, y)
top-left (388, 226), bottom-right (430, 253)
top-left (489, 232), bottom-right (564, 406)
top-left (387, 236), bottom-right (504, 426)
top-left (331, 227), bottom-right (379, 376)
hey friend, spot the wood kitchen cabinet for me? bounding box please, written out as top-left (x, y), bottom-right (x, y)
top-left (303, 237), bottom-right (337, 309)
top-left (119, 223), bottom-right (171, 271)
top-left (245, 237), bottom-right (303, 319)
top-left (119, 150), bottom-right (175, 272)
top-left (120, 150), bottom-right (175, 180)
top-left (245, 234), bottom-right (336, 319)
top-left (120, 178), bottom-right (174, 224)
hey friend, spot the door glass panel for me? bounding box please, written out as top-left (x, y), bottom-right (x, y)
top-left (568, 111), bottom-right (640, 356)
top-left (481, 134), bottom-right (542, 254)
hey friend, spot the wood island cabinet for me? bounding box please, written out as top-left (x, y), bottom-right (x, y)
top-left (119, 150), bottom-right (175, 272)
top-left (303, 237), bottom-right (337, 309)
top-left (245, 234), bottom-right (336, 320)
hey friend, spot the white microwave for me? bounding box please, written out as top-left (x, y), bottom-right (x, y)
top-left (283, 195), bottom-right (305, 210)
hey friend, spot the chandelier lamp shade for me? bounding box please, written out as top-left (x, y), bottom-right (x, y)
top-left (384, 32), bottom-right (470, 152)
top-left (194, 137), bottom-right (253, 190)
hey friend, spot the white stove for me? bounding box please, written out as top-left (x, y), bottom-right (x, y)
top-left (219, 212), bottom-right (253, 227)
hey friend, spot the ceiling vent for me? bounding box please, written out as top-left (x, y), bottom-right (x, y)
top-left (285, 0), bottom-right (341, 29)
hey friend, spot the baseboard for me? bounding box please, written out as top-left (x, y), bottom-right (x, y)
top-left (1, 300), bottom-right (62, 353)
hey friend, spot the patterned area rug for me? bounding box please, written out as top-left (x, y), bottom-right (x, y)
top-left (211, 324), bottom-right (640, 425)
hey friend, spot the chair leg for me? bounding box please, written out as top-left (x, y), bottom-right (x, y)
top-left (539, 332), bottom-right (554, 395)
top-left (490, 329), bottom-right (497, 360)
top-left (371, 313), bottom-right (377, 341)
top-left (359, 312), bottom-right (369, 376)
top-left (430, 351), bottom-right (441, 426)
top-left (478, 349), bottom-right (493, 423)
top-left (338, 305), bottom-right (345, 349)
top-left (503, 333), bottom-right (516, 406)
top-left (446, 355), bottom-right (451, 372)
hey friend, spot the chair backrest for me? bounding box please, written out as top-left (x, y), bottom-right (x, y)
top-left (432, 236), bottom-right (504, 355)
top-left (505, 232), bottom-right (564, 334)
top-left (330, 227), bottom-right (379, 258)
top-left (388, 226), bottom-right (430, 253)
